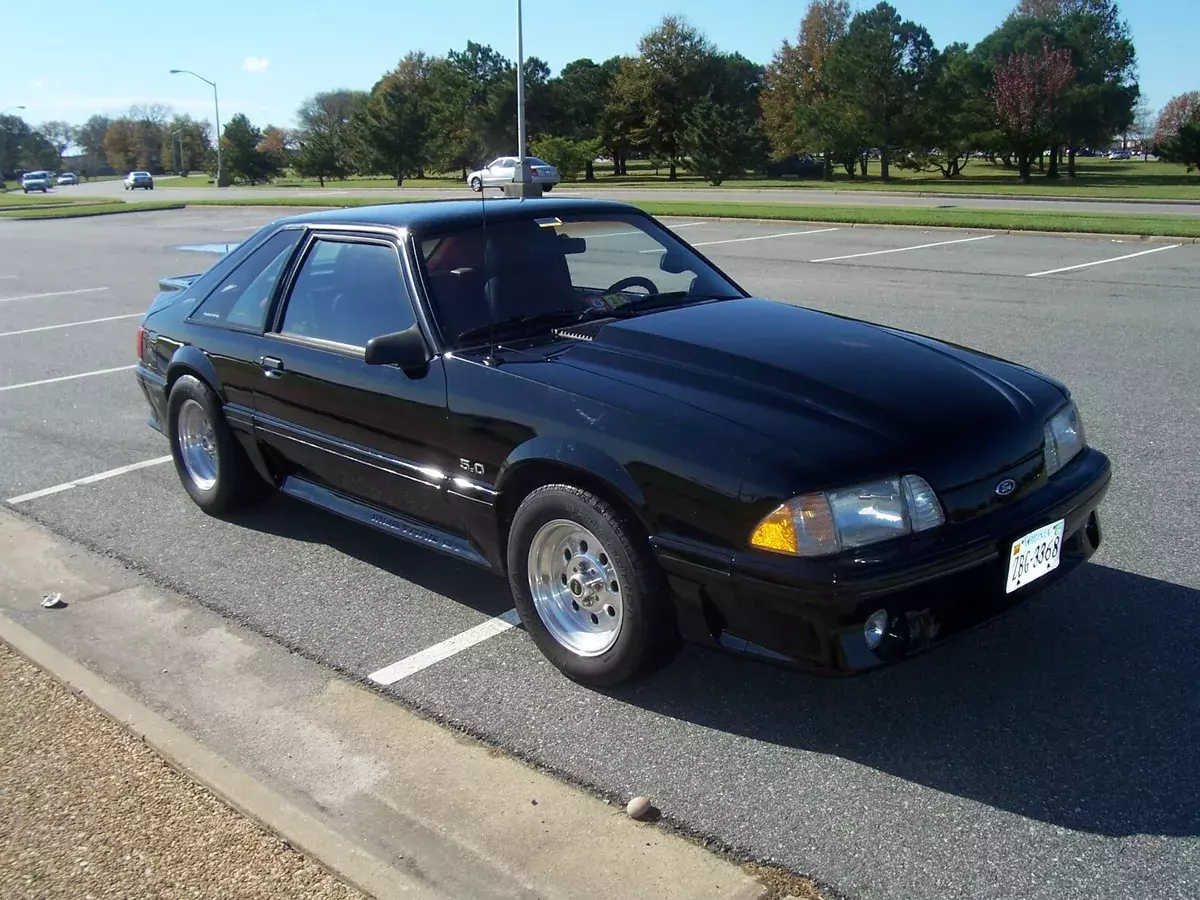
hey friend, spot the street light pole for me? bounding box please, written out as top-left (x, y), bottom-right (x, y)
top-left (515, 0), bottom-right (527, 180)
top-left (1, 105), bottom-right (26, 115)
top-left (169, 70), bottom-right (221, 186)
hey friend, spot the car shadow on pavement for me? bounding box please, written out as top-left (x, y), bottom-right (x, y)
top-left (610, 563), bottom-right (1200, 839)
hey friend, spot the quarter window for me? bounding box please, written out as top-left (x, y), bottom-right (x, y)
top-left (193, 229), bottom-right (303, 330)
top-left (278, 238), bottom-right (416, 349)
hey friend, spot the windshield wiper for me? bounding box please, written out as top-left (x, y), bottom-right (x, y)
top-left (456, 310), bottom-right (584, 345)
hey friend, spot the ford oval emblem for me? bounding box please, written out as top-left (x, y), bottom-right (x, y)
top-left (995, 478), bottom-right (1017, 497)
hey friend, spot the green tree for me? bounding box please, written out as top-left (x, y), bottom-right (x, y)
top-left (549, 58), bottom-right (612, 179)
top-left (0, 114), bottom-right (32, 180)
top-left (528, 134), bottom-right (600, 182)
top-left (761, 0), bottom-right (851, 178)
top-left (424, 44), bottom-right (513, 177)
top-left (620, 15), bottom-right (716, 180)
top-left (351, 74), bottom-right (428, 185)
top-left (295, 90), bottom-right (365, 181)
top-left (598, 56), bottom-right (641, 176)
top-left (989, 39), bottom-right (1077, 181)
top-left (103, 119), bottom-right (140, 173)
top-left (37, 121), bottom-right (74, 165)
top-left (824, 2), bottom-right (937, 180)
top-left (163, 114), bottom-right (212, 174)
top-left (901, 43), bottom-right (992, 177)
top-left (683, 98), bottom-right (763, 185)
top-left (220, 114), bottom-right (280, 185)
top-left (1155, 91), bottom-right (1200, 172)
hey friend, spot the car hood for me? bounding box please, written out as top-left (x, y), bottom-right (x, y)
top-left (550, 298), bottom-right (1067, 491)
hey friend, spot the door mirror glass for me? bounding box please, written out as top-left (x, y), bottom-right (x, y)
top-left (364, 325), bottom-right (430, 376)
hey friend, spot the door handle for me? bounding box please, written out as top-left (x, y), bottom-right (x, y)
top-left (260, 356), bottom-right (284, 379)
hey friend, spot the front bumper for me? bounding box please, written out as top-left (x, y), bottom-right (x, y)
top-left (654, 447), bottom-right (1111, 673)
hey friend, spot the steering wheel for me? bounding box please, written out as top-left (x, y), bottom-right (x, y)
top-left (606, 275), bottom-right (658, 295)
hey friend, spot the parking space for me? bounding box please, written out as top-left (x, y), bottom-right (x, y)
top-left (1, 207), bottom-right (1199, 900)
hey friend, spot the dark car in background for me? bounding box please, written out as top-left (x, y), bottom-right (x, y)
top-left (133, 198), bottom-right (1110, 686)
top-left (764, 154), bottom-right (826, 179)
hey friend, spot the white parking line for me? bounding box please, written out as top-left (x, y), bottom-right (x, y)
top-left (1025, 244), bottom-right (1181, 277)
top-left (0, 365), bottom-right (136, 393)
top-left (6, 456), bottom-right (173, 505)
top-left (810, 234), bottom-right (995, 263)
top-left (0, 275), bottom-right (16, 280)
top-left (0, 313), bottom-right (142, 339)
top-left (0, 287), bottom-right (110, 304)
top-left (692, 227), bottom-right (840, 247)
top-left (368, 609), bottom-right (522, 685)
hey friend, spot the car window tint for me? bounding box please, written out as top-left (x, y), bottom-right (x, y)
top-left (192, 229), bottom-right (303, 330)
top-left (278, 239), bottom-right (415, 348)
top-left (418, 215), bottom-right (740, 346)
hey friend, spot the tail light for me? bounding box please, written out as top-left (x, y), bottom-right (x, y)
top-left (136, 325), bottom-right (148, 361)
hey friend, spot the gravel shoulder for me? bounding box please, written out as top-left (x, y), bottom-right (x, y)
top-left (0, 643), bottom-right (366, 900)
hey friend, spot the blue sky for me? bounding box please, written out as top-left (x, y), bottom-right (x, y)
top-left (4, 0), bottom-right (1193, 130)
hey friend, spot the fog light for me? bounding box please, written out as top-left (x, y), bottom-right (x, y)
top-left (864, 609), bottom-right (889, 650)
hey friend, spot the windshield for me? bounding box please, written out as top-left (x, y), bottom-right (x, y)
top-left (418, 213), bottom-right (743, 348)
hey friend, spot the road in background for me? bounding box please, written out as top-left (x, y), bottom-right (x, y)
top-left (1, 208), bottom-right (1197, 900)
top-left (60, 175), bottom-right (1200, 217)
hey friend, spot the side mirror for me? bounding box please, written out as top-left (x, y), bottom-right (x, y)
top-left (364, 325), bottom-right (430, 377)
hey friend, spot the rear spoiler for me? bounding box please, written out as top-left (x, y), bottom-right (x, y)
top-left (157, 274), bottom-right (203, 293)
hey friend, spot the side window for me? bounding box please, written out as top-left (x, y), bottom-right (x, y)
top-left (277, 238), bottom-right (416, 349)
top-left (192, 229), bottom-right (303, 330)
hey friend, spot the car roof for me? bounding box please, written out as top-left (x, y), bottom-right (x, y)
top-left (272, 197), bottom-right (645, 235)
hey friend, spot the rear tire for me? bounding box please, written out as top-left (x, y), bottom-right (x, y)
top-left (508, 484), bottom-right (678, 687)
top-left (166, 375), bottom-right (271, 515)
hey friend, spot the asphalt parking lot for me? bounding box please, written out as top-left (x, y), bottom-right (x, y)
top-left (2, 207), bottom-right (1198, 900)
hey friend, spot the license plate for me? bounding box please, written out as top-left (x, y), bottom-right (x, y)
top-left (1005, 519), bottom-right (1065, 593)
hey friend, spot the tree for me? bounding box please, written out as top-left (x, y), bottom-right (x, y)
top-left (0, 115), bottom-right (32, 180)
top-left (351, 74), bottom-right (427, 185)
top-left (620, 15), bottom-right (716, 180)
top-left (901, 43), bottom-right (992, 178)
top-left (76, 115), bottom-right (112, 159)
top-left (163, 114), bottom-right (212, 174)
top-left (37, 121), bottom-right (74, 164)
top-left (598, 56), bottom-right (641, 176)
top-left (128, 104), bottom-right (172, 172)
top-left (990, 39), bottom-right (1077, 181)
top-left (423, 44), bottom-right (513, 177)
top-left (824, 2), bottom-right (937, 180)
top-left (295, 89), bottom-right (365, 181)
top-left (1129, 97), bottom-right (1154, 159)
top-left (528, 134), bottom-right (600, 182)
top-left (1155, 91), bottom-right (1200, 172)
top-left (550, 58), bottom-right (612, 179)
top-left (761, 0), bottom-right (851, 178)
top-left (683, 98), bottom-right (763, 185)
top-left (220, 114), bottom-right (280, 184)
top-left (103, 120), bottom-right (140, 173)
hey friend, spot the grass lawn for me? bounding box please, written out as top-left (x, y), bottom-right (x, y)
top-left (0, 201), bottom-right (185, 219)
top-left (0, 192), bottom-right (121, 207)
top-left (588, 157), bottom-right (1200, 201)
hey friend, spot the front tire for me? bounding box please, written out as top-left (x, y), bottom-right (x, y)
top-left (166, 375), bottom-right (270, 515)
top-left (469, 177), bottom-right (482, 192)
top-left (508, 485), bottom-right (677, 687)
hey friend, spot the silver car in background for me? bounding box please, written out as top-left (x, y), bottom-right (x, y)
top-left (467, 156), bottom-right (559, 192)
top-left (124, 171), bottom-right (155, 190)
top-left (20, 172), bottom-right (50, 193)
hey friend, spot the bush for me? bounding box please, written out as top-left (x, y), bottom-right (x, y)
top-left (528, 135), bottom-right (600, 182)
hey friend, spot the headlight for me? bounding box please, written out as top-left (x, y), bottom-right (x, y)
top-left (749, 474), bottom-right (945, 557)
top-left (1043, 402), bottom-right (1085, 477)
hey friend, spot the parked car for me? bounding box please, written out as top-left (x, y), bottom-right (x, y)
top-left (57, 172), bottom-right (79, 185)
top-left (764, 155), bottom-right (825, 179)
top-left (1108, 149), bottom-right (1132, 160)
top-left (125, 171), bottom-right (155, 190)
top-left (133, 198), bottom-right (1110, 687)
top-left (20, 172), bottom-right (50, 193)
top-left (467, 157), bottom-right (559, 192)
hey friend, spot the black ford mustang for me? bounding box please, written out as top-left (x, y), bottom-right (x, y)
top-left (135, 198), bottom-right (1110, 686)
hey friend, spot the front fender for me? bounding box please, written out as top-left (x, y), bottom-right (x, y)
top-left (497, 437), bottom-right (649, 516)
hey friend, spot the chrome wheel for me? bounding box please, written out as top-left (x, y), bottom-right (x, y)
top-left (527, 519), bottom-right (623, 657)
top-left (177, 398), bottom-right (218, 491)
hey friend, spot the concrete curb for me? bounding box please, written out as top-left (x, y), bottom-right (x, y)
top-left (0, 613), bottom-right (441, 900)
top-left (0, 204), bottom-right (186, 221)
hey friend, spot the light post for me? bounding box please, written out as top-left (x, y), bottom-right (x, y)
top-left (171, 129), bottom-right (184, 176)
top-left (504, 0), bottom-right (541, 198)
top-left (169, 69), bottom-right (221, 186)
top-left (1, 105), bottom-right (26, 115)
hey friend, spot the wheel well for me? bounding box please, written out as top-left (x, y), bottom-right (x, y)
top-left (495, 461), bottom-right (650, 564)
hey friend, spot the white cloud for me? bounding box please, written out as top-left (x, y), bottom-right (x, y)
top-left (241, 56), bottom-right (270, 74)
